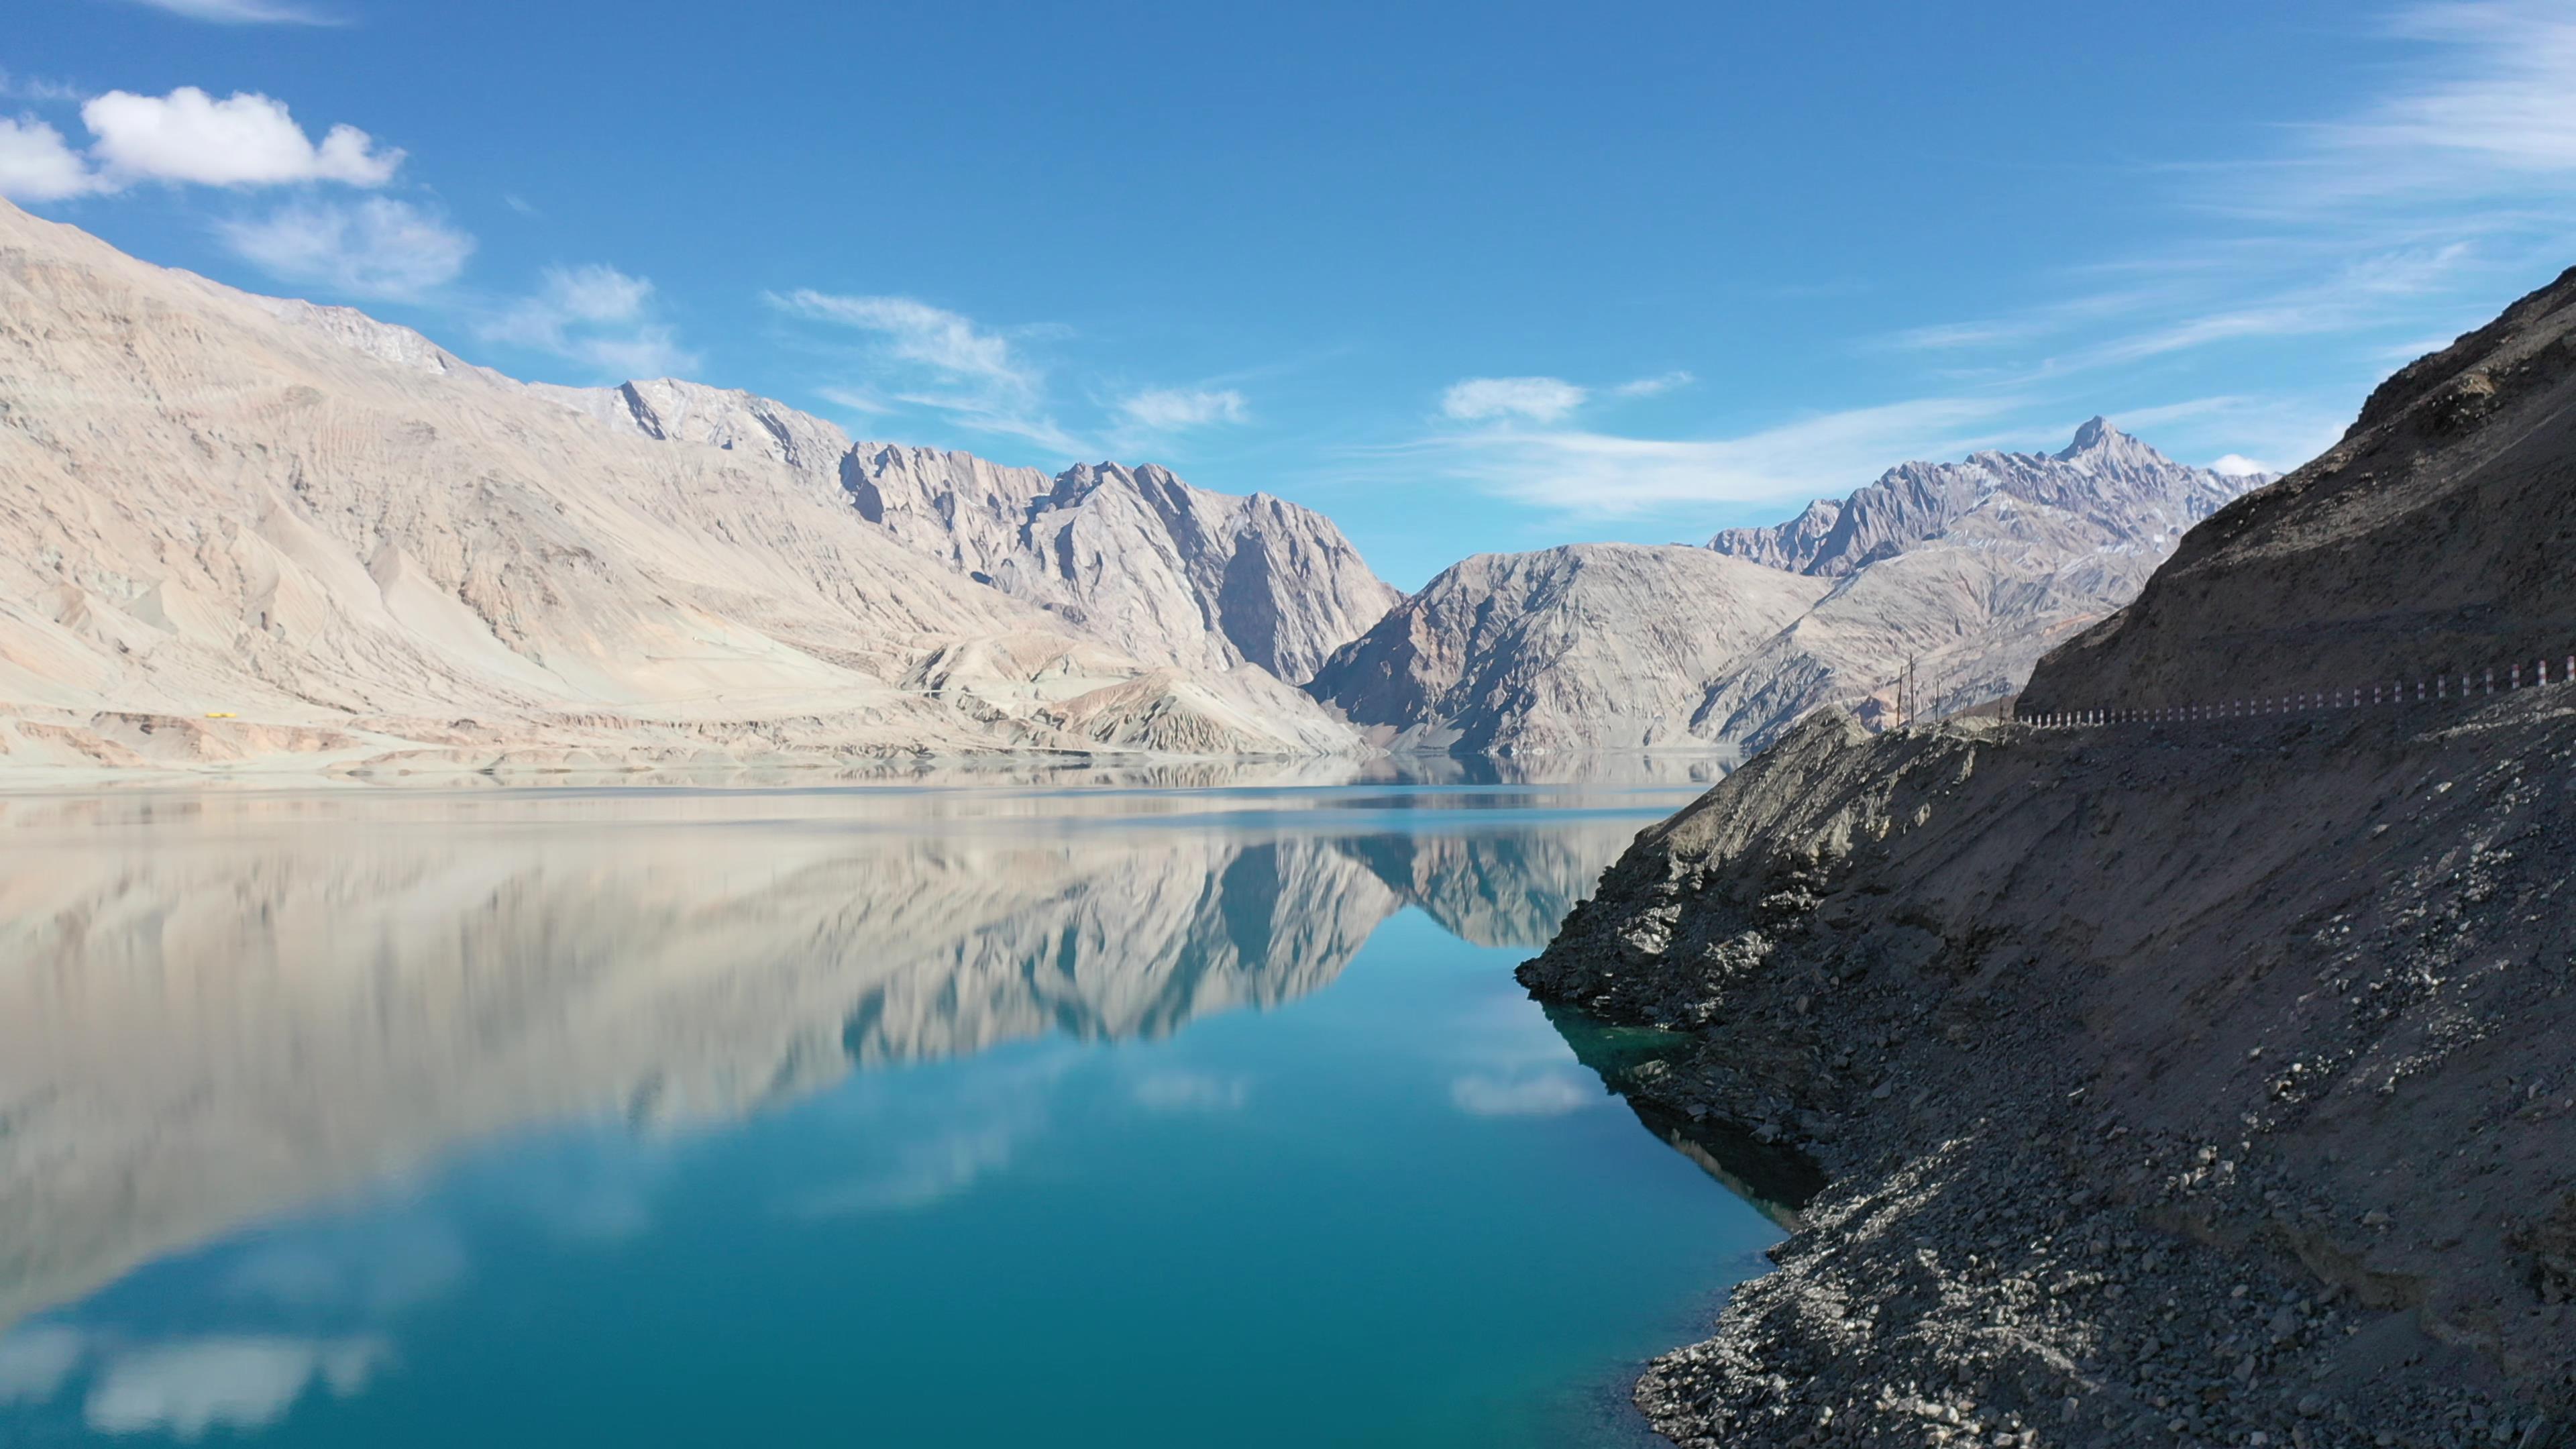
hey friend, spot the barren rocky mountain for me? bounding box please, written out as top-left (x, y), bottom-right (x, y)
top-left (0, 200), bottom-right (1379, 775)
top-left (1305, 543), bottom-right (1831, 756)
top-left (2025, 267), bottom-right (2576, 716)
top-left (541, 379), bottom-right (1401, 686)
top-left (1517, 268), bottom-right (2576, 1446)
top-left (1313, 423), bottom-right (2261, 757)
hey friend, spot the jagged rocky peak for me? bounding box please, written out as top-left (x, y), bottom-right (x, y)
top-left (837, 446), bottom-right (1402, 685)
top-left (1317, 421), bottom-right (2270, 759)
top-left (512, 380), bottom-right (1401, 688)
top-left (531, 377), bottom-right (856, 476)
top-left (1709, 419), bottom-right (2262, 578)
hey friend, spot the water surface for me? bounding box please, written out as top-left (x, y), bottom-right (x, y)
top-left (0, 777), bottom-right (1781, 1446)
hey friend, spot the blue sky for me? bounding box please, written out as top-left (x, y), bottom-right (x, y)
top-left (6, 0), bottom-right (2573, 588)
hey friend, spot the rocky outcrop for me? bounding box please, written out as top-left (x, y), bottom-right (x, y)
top-left (529, 388), bottom-right (1405, 688)
top-left (843, 450), bottom-right (1402, 686)
top-left (1305, 544), bottom-right (1831, 755)
top-left (2023, 268), bottom-right (2576, 716)
top-left (1312, 425), bottom-right (2262, 757)
top-left (0, 198), bottom-right (1361, 771)
top-left (1517, 269), bottom-right (2576, 1446)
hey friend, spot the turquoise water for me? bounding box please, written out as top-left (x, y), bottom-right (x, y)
top-left (0, 781), bottom-right (1782, 1446)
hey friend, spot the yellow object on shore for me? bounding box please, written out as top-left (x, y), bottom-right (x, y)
top-left (203, 712), bottom-right (237, 718)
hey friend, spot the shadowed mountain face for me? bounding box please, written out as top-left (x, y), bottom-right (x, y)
top-left (2024, 267), bottom-right (2576, 713)
top-left (0, 789), bottom-right (1644, 1336)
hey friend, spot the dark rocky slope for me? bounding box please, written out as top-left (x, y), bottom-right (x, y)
top-left (1521, 269), bottom-right (2576, 1448)
top-left (2024, 267), bottom-right (2576, 716)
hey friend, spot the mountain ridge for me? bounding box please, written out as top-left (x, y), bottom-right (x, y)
top-left (1313, 421), bottom-right (2265, 756)
top-left (0, 197), bottom-right (1373, 773)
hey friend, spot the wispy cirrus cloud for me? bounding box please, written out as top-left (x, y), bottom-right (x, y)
top-left (1450, 1069), bottom-right (1599, 1118)
top-left (1841, 1), bottom-right (2576, 487)
top-left (113, 0), bottom-right (341, 24)
top-left (777, 290), bottom-right (1256, 458)
top-left (1441, 376), bottom-right (1587, 423)
top-left (2287, 0), bottom-right (2576, 203)
top-left (1115, 386), bottom-right (1248, 432)
top-left (1440, 370), bottom-right (1697, 425)
top-left (480, 263), bottom-right (696, 378)
top-left (1611, 370), bottom-right (1695, 398)
top-left (1418, 394), bottom-right (2023, 517)
top-left (773, 289), bottom-right (1085, 453)
top-left (218, 197), bottom-right (474, 300)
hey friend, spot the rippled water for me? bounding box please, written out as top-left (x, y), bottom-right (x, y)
top-left (0, 776), bottom-right (1782, 1446)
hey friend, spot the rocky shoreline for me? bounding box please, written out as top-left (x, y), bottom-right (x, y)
top-left (1523, 703), bottom-right (2576, 1449)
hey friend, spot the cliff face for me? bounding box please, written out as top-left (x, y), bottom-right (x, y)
top-left (841, 451), bottom-right (1403, 686)
top-left (0, 199), bottom-right (1368, 771)
top-left (527, 380), bottom-right (1405, 690)
top-left (1519, 269), bottom-right (2576, 1446)
top-left (2023, 268), bottom-right (2576, 715)
top-left (1304, 544), bottom-right (1831, 756)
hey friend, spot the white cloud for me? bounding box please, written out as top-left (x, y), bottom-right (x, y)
top-left (1440, 375), bottom-right (1588, 423)
top-left (774, 289), bottom-right (1082, 452)
top-left (779, 290), bottom-right (1030, 390)
top-left (2209, 453), bottom-right (2274, 478)
top-left (789, 1123), bottom-right (1023, 1216)
top-left (1115, 387), bottom-right (1248, 432)
top-left (0, 1326), bottom-right (86, 1404)
top-left (1449, 1069), bottom-right (1599, 1118)
top-left (1129, 1069), bottom-right (1249, 1112)
top-left (218, 197), bottom-right (474, 300)
top-left (119, 0), bottom-right (339, 21)
top-left (83, 88), bottom-right (399, 188)
top-left (0, 116), bottom-right (107, 201)
top-left (1611, 370), bottom-right (1695, 398)
top-left (84, 1336), bottom-right (386, 1440)
top-left (479, 264), bottom-right (696, 378)
top-left (1432, 394), bottom-right (2021, 516)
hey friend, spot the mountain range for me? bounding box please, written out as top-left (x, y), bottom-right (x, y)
top-left (0, 196), bottom-right (2259, 775)
top-left (1307, 417), bottom-right (2264, 755)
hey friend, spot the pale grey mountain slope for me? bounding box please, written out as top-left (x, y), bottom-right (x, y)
top-left (0, 198), bottom-right (1359, 773)
top-left (1710, 415), bottom-right (2256, 576)
top-left (1305, 544), bottom-right (1833, 756)
top-left (1313, 423), bottom-right (2265, 756)
top-left (525, 378), bottom-right (1402, 687)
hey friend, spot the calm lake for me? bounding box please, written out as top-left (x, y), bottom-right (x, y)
top-left (0, 773), bottom-right (1784, 1446)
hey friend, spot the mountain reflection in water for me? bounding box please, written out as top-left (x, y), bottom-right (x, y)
top-left (0, 783), bottom-right (1679, 1339)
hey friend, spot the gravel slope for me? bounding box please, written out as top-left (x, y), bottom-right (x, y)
top-left (1519, 267), bottom-right (2576, 1448)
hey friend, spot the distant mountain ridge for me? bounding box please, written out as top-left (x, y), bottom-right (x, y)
top-left (0, 198), bottom-right (1383, 774)
top-left (1312, 421), bottom-right (2267, 756)
top-left (1709, 416), bottom-right (2257, 576)
top-left (535, 378), bottom-right (1401, 687)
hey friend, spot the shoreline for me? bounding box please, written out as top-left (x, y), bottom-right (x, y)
top-left (1522, 704), bottom-right (2576, 1448)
